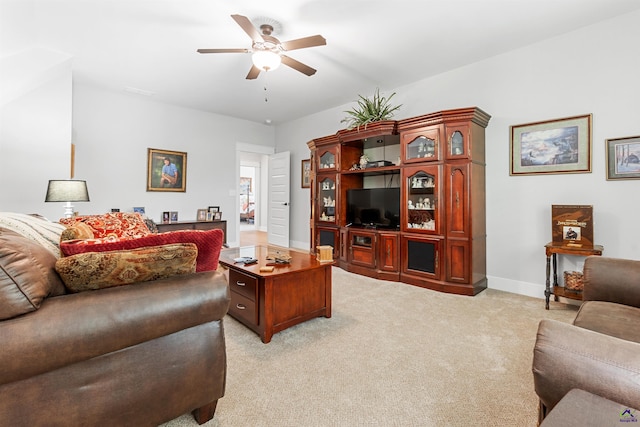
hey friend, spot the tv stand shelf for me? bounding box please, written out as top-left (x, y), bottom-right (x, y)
top-left (307, 107), bottom-right (490, 296)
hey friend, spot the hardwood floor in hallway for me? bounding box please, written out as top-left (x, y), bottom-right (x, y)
top-left (239, 229), bottom-right (268, 246)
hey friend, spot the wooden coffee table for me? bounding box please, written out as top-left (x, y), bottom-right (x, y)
top-left (219, 246), bottom-right (333, 343)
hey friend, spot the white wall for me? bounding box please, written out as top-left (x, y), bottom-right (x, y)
top-left (72, 84), bottom-right (276, 246)
top-left (277, 10), bottom-right (640, 298)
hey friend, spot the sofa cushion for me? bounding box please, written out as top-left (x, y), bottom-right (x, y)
top-left (0, 228), bottom-right (67, 320)
top-left (55, 243), bottom-right (197, 292)
top-left (60, 222), bottom-right (95, 242)
top-left (573, 300), bottom-right (640, 344)
top-left (60, 229), bottom-right (224, 272)
top-left (59, 212), bottom-right (151, 240)
top-left (0, 212), bottom-right (66, 256)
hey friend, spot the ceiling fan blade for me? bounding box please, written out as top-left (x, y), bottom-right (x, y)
top-left (231, 14), bottom-right (264, 43)
top-left (246, 65), bottom-right (261, 80)
top-left (281, 55), bottom-right (317, 76)
top-left (280, 35), bottom-right (326, 51)
top-left (197, 48), bottom-right (249, 54)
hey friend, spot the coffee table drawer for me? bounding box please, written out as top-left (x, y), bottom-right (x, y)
top-left (229, 291), bottom-right (257, 326)
top-left (229, 269), bottom-right (257, 301)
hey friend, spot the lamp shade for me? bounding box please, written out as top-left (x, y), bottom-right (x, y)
top-left (45, 180), bottom-right (90, 202)
top-left (252, 50), bottom-right (281, 71)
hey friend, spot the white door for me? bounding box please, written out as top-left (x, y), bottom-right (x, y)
top-left (267, 151), bottom-right (290, 247)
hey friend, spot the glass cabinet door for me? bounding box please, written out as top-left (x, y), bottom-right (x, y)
top-left (317, 146), bottom-right (338, 171)
top-left (404, 166), bottom-right (440, 234)
top-left (401, 126), bottom-right (442, 163)
top-left (317, 175), bottom-right (336, 223)
top-left (445, 123), bottom-right (470, 159)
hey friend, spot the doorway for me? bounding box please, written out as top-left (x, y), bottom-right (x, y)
top-left (237, 145), bottom-right (272, 247)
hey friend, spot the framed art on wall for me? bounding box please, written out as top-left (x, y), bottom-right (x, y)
top-left (147, 148), bottom-right (187, 192)
top-left (606, 135), bottom-right (640, 180)
top-left (301, 159), bottom-right (311, 188)
top-left (510, 114), bottom-right (592, 176)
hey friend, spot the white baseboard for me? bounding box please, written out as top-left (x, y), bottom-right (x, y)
top-left (487, 275), bottom-right (546, 299)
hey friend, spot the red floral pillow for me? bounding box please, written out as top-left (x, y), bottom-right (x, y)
top-left (59, 212), bottom-right (151, 240)
top-left (60, 229), bottom-right (224, 272)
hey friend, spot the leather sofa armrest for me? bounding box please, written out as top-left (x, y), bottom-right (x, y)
top-left (532, 319), bottom-right (640, 412)
top-left (0, 271), bottom-right (230, 386)
top-left (583, 256), bottom-right (640, 308)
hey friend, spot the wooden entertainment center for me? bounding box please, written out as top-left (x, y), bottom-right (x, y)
top-left (307, 107), bottom-right (490, 296)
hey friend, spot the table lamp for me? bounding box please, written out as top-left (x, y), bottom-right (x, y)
top-left (45, 180), bottom-right (90, 218)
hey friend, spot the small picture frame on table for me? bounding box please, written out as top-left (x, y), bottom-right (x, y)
top-left (197, 209), bottom-right (208, 221)
top-left (208, 206), bottom-right (220, 213)
top-left (206, 212), bottom-right (214, 221)
top-left (214, 212), bottom-right (222, 221)
top-left (605, 135), bottom-right (640, 180)
top-left (170, 211), bottom-right (178, 222)
top-left (162, 211), bottom-right (170, 224)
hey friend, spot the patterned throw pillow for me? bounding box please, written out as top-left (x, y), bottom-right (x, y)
top-left (59, 212), bottom-right (151, 240)
top-left (55, 243), bottom-right (197, 292)
top-left (60, 222), bottom-right (95, 242)
top-left (60, 228), bottom-right (224, 272)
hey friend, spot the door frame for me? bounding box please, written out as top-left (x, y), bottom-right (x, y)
top-left (235, 143), bottom-right (275, 247)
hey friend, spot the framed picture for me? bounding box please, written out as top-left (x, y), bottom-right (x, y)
top-left (208, 206), bottom-right (220, 213)
top-left (301, 159), bottom-right (311, 188)
top-left (197, 209), bottom-right (208, 221)
top-left (206, 212), bottom-right (214, 221)
top-left (133, 207), bottom-right (145, 214)
top-left (147, 148), bottom-right (187, 192)
top-left (162, 211), bottom-right (170, 224)
top-left (170, 211), bottom-right (178, 222)
top-left (510, 114), bottom-right (592, 176)
top-left (240, 177), bottom-right (252, 197)
top-left (214, 212), bottom-right (222, 220)
top-left (606, 135), bottom-right (640, 180)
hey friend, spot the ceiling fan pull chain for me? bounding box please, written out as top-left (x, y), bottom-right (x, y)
top-left (263, 72), bottom-right (269, 103)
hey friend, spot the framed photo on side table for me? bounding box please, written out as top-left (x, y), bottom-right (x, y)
top-left (510, 114), bottom-right (592, 176)
top-left (301, 159), bottom-right (311, 188)
top-left (606, 135), bottom-right (640, 180)
top-left (197, 209), bottom-right (208, 221)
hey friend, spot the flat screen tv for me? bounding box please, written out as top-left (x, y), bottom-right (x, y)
top-left (346, 187), bottom-right (400, 229)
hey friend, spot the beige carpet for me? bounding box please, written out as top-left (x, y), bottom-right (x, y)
top-left (163, 267), bottom-right (577, 427)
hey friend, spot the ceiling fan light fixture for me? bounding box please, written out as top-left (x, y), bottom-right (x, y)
top-left (252, 50), bottom-right (281, 71)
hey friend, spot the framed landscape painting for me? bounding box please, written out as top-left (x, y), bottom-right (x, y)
top-left (510, 114), bottom-right (592, 176)
top-left (147, 148), bottom-right (187, 192)
top-left (606, 135), bottom-right (640, 180)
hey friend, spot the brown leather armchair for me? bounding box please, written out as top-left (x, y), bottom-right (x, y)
top-left (0, 225), bottom-right (230, 426)
top-left (532, 256), bottom-right (640, 422)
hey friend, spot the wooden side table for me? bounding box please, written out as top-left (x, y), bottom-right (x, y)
top-left (544, 242), bottom-right (603, 309)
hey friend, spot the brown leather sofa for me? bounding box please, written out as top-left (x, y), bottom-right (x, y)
top-left (0, 225), bottom-right (230, 426)
top-left (532, 256), bottom-right (640, 423)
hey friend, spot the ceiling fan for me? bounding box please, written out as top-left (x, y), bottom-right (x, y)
top-left (197, 14), bottom-right (326, 80)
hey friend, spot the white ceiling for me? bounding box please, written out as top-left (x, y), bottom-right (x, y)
top-left (26, 0), bottom-right (640, 124)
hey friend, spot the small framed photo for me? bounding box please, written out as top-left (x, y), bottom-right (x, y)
top-left (111, 208), bottom-right (120, 213)
top-left (133, 207), bottom-right (145, 214)
top-left (170, 211), bottom-right (178, 222)
top-left (147, 148), bottom-right (187, 192)
top-left (197, 209), bottom-right (208, 221)
top-left (510, 114), bottom-right (592, 175)
top-left (606, 135), bottom-right (640, 180)
top-left (214, 212), bottom-right (222, 220)
top-left (208, 206), bottom-right (220, 213)
top-left (301, 159), bottom-right (311, 188)
top-left (162, 211), bottom-right (170, 224)
top-left (206, 212), bottom-right (214, 221)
